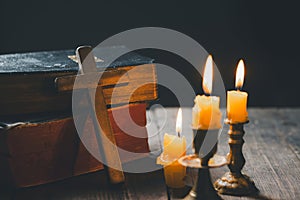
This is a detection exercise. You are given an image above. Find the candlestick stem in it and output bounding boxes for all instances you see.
[214,120,258,196]
[184,129,222,200]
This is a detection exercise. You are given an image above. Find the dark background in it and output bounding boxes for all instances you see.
[0,0,299,107]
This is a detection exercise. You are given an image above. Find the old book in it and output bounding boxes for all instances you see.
[0,46,157,121]
[0,103,149,187]
[0,46,157,187]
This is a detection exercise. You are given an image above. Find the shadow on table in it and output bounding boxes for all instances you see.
[0,168,167,200]
[246,193,272,200]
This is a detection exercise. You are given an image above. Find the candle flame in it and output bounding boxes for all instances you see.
[235,59,245,89]
[176,108,182,137]
[203,55,213,95]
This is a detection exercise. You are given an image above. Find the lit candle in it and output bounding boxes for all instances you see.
[192,55,222,130]
[163,108,186,159]
[157,108,187,188]
[227,59,248,123]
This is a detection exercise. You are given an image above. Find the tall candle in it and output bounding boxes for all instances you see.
[192,55,222,130]
[227,59,248,123]
[157,109,187,188]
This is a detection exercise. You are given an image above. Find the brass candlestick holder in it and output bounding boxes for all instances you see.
[214,119,258,196]
[179,129,227,200]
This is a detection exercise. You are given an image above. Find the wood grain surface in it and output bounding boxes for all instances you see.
[1,108,299,200]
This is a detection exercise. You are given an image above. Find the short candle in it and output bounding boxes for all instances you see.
[192,55,222,130]
[162,133,186,188]
[157,108,187,188]
[227,59,248,123]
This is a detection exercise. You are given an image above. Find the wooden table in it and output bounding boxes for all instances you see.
[1,108,300,200]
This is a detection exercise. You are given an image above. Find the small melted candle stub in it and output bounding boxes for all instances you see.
[157,134,187,188]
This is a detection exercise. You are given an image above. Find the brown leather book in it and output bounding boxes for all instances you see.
[0,103,149,187]
[0,46,157,121]
[0,47,157,187]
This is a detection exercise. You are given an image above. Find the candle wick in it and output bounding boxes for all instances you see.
[177,132,180,138]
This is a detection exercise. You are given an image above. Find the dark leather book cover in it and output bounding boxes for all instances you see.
[0,46,154,73]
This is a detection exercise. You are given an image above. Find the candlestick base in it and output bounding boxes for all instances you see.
[214,172,258,196]
[166,185,191,199]
[178,129,224,200]
[214,119,259,196]
[184,167,222,200]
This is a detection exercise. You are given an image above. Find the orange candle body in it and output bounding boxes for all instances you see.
[192,95,222,130]
[227,90,248,123]
[163,161,186,188]
[158,134,186,188]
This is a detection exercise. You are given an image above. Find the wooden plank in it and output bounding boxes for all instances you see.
[55,69,130,91]
[3,168,165,200]
[274,108,300,160]
[213,108,300,200]
[1,108,300,199]
[7,171,125,200]
[124,169,167,200]
[245,108,300,199]
[76,46,125,184]
[103,64,157,105]
[150,108,300,200]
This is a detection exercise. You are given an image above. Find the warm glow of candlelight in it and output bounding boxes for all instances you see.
[235,59,245,89]
[176,108,182,136]
[203,55,213,95]
[227,59,248,123]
